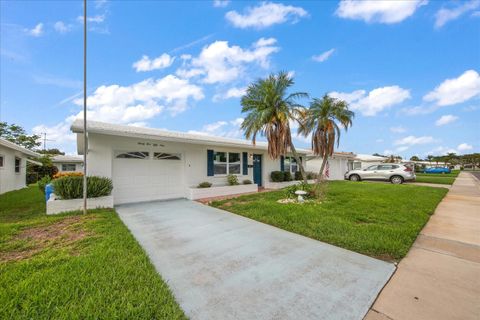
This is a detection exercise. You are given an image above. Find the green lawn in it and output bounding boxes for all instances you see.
[0,186,186,320]
[414,175,456,185]
[211,181,448,261]
[414,170,459,185]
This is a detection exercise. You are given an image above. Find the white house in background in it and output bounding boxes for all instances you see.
[306,152,356,180]
[71,120,309,205]
[52,155,83,173]
[0,138,41,194]
[352,154,388,169]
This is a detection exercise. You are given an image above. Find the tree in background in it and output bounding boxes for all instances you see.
[410,156,421,161]
[37,148,65,156]
[0,122,40,150]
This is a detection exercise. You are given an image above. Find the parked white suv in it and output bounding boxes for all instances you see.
[345,164,416,184]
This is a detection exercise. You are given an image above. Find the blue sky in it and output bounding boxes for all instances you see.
[1,0,479,157]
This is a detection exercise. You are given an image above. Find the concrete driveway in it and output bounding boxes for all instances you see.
[117,199,395,320]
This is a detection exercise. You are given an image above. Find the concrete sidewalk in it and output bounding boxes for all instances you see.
[365,172,480,320]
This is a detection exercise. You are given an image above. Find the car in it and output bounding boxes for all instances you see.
[423,167,451,174]
[345,164,416,184]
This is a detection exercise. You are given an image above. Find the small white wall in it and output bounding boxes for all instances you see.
[188,184,258,200]
[0,145,27,194]
[47,195,114,215]
[306,156,351,180]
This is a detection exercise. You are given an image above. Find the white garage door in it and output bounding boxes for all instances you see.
[113,151,185,204]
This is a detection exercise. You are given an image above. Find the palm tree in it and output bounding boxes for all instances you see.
[241,72,309,182]
[299,94,354,185]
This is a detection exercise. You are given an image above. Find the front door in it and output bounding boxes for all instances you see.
[253,154,262,186]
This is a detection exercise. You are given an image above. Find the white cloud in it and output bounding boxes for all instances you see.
[72,74,204,122]
[32,121,77,153]
[225,2,308,29]
[425,146,457,156]
[457,143,473,151]
[188,118,244,139]
[435,114,458,126]
[54,21,72,34]
[390,126,407,133]
[396,146,409,152]
[423,70,480,106]
[330,85,410,116]
[435,0,480,28]
[77,15,105,23]
[394,135,435,146]
[213,0,230,8]
[176,38,279,84]
[312,48,336,62]
[25,23,44,37]
[213,86,247,101]
[133,54,175,72]
[335,0,427,24]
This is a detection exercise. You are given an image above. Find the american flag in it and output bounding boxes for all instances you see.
[324,161,330,178]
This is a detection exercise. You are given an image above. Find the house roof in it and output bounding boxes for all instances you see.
[71,120,310,154]
[0,138,41,158]
[354,154,388,162]
[306,151,356,159]
[52,155,83,163]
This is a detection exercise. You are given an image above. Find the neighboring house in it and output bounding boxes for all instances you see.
[71,120,309,205]
[306,152,356,180]
[0,138,41,194]
[352,154,388,169]
[52,155,83,173]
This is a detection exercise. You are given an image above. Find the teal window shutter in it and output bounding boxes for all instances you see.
[280,156,285,171]
[207,150,214,176]
[242,152,248,175]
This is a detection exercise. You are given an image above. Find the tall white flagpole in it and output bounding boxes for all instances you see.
[82,0,88,214]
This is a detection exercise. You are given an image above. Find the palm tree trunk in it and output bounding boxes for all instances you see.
[289,145,308,184]
[317,154,329,181]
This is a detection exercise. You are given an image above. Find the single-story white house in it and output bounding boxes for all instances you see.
[0,138,41,194]
[352,154,388,169]
[71,120,309,205]
[306,152,356,180]
[52,155,83,173]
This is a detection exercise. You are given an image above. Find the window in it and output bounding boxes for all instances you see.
[15,157,21,173]
[154,152,181,160]
[228,152,241,174]
[62,164,76,171]
[115,151,149,159]
[0,155,3,168]
[213,151,241,175]
[353,162,362,169]
[283,156,298,173]
[366,165,379,171]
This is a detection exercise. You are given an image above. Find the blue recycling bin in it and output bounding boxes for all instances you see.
[45,183,54,202]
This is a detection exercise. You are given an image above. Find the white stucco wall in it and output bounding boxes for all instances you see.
[0,145,28,194]
[84,133,306,204]
[53,163,83,173]
[306,157,351,180]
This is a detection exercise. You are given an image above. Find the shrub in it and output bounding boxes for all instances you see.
[306,171,317,180]
[53,171,83,179]
[243,179,252,185]
[460,166,464,171]
[270,171,284,182]
[294,171,303,180]
[284,182,314,199]
[283,171,292,182]
[38,176,52,194]
[52,176,113,200]
[197,182,212,188]
[227,174,239,186]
